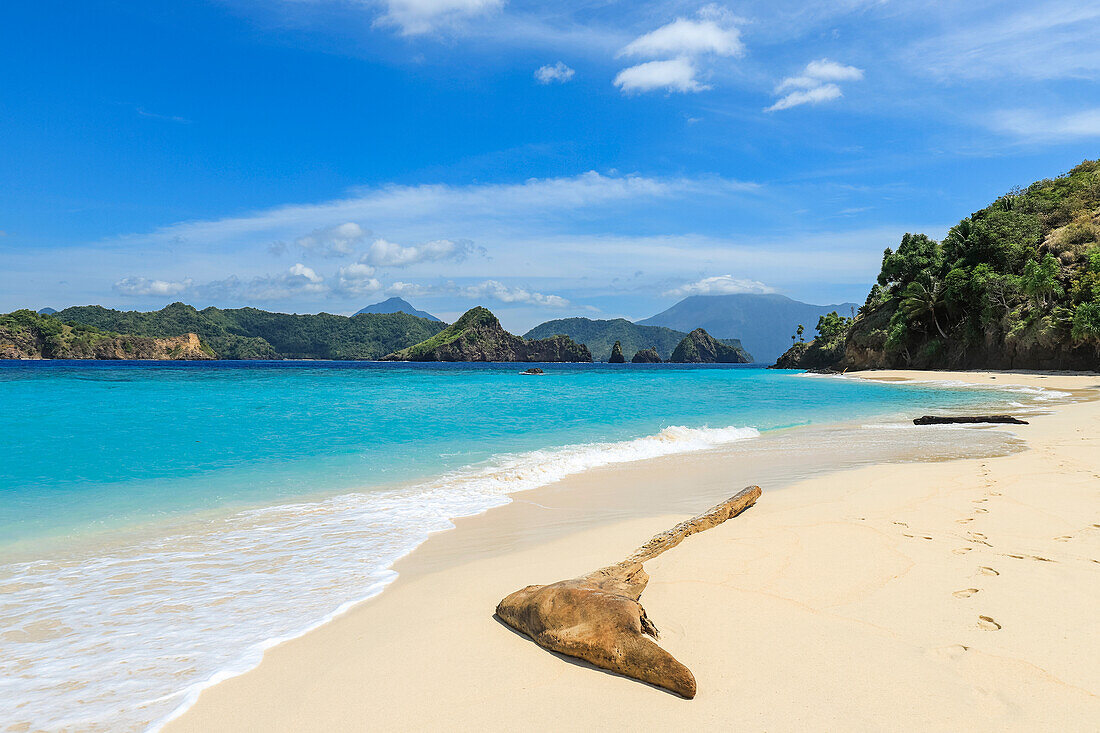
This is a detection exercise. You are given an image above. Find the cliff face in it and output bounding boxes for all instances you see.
[382,307,592,362]
[0,311,214,360]
[668,328,752,363]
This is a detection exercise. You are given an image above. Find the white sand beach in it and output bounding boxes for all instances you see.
[166,371,1100,732]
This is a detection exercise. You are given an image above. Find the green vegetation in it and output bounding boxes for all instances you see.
[384,306,591,362]
[668,328,752,363]
[773,311,852,369]
[0,309,213,359]
[854,160,1100,368]
[524,317,750,361]
[54,302,446,360]
[524,317,693,361]
[779,160,1100,370]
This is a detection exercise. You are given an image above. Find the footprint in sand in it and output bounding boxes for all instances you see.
[953,588,979,598]
[978,615,1001,631]
[974,508,989,514]
[956,518,974,524]
[894,521,909,528]
[932,644,969,660]
[953,547,973,555]
[979,566,999,576]
[973,498,989,504]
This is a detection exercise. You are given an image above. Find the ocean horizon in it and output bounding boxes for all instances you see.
[0,362,1057,730]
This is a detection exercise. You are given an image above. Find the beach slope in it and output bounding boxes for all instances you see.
[167,371,1100,732]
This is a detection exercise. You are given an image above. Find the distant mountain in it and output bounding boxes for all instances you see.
[37,307,57,315]
[355,297,441,322]
[639,294,859,363]
[383,307,591,362]
[54,302,445,360]
[524,317,740,361]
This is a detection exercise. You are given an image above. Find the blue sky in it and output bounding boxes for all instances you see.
[2,0,1098,331]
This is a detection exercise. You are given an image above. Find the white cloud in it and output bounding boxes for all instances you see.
[614,58,708,94]
[988,108,1100,142]
[663,275,776,297]
[113,276,193,296]
[619,18,743,59]
[459,280,569,308]
[376,0,503,35]
[335,263,382,295]
[387,281,433,297]
[131,172,752,249]
[534,62,575,84]
[195,264,328,301]
[295,222,368,258]
[767,58,862,112]
[362,238,475,267]
[907,2,1100,81]
[766,83,842,112]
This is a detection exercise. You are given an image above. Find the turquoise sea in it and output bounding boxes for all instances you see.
[0,362,1054,731]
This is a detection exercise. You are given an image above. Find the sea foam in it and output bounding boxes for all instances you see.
[0,423,757,733]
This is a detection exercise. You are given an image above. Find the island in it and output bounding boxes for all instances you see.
[381,306,592,362]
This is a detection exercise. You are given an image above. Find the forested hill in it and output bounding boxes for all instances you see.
[54,303,446,360]
[524,317,708,361]
[779,159,1100,371]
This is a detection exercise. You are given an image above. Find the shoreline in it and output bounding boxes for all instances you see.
[165,369,1100,731]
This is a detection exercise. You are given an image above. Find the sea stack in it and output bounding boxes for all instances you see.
[608,341,626,363]
[631,348,661,363]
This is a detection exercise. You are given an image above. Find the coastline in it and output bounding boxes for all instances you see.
[166,370,1100,731]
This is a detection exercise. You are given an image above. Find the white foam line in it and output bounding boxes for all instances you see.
[795,371,1072,401]
[151,575,395,732]
[144,423,760,732]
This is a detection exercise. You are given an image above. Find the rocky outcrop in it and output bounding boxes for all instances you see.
[631,347,662,363]
[496,486,762,699]
[608,341,626,363]
[668,328,751,363]
[913,415,1028,425]
[0,310,214,360]
[382,307,592,362]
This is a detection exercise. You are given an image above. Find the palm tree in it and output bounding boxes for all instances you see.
[900,278,947,338]
[796,324,804,342]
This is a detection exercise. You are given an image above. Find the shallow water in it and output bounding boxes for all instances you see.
[0,361,1045,731]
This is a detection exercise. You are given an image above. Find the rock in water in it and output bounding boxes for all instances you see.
[631,347,662,363]
[381,307,592,362]
[496,486,762,698]
[608,340,626,363]
[913,415,1028,425]
[521,367,544,375]
[669,328,751,363]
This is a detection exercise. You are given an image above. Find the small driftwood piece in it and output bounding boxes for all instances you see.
[913,415,1028,425]
[495,485,762,699]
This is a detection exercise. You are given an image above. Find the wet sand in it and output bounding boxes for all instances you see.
[166,371,1100,732]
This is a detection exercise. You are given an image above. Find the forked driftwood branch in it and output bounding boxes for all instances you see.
[495,485,762,699]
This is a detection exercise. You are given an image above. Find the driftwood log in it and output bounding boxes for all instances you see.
[913,415,1028,425]
[495,485,762,699]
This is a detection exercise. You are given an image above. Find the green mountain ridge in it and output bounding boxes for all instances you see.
[1,309,214,360]
[523,317,752,362]
[51,302,446,360]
